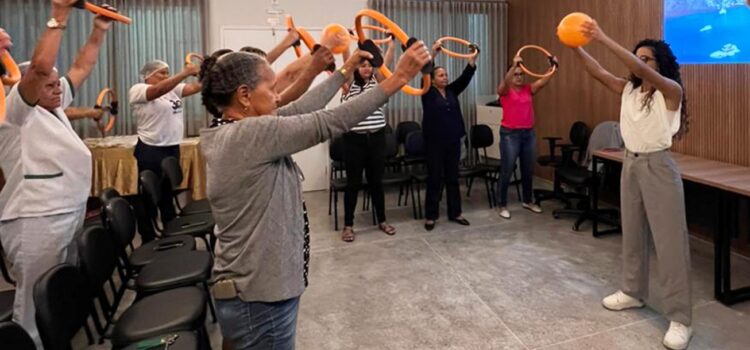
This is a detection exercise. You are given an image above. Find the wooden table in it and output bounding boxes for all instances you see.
[592,149,750,306]
[84,135,206,200]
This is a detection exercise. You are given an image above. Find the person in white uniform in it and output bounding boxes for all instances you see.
[129,58,201,241]
[573,20,692,350]
[0,1,117,347]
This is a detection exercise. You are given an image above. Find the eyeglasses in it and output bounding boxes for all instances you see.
[639,56,655,64]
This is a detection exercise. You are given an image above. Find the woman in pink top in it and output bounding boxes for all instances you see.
[495,55,557,219]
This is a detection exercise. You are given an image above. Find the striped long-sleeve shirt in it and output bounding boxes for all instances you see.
[341,76,386,132]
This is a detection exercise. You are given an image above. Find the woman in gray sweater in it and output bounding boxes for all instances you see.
[200,44,431,350]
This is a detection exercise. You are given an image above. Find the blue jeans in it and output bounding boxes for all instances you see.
[216,296,300,350]
[498,127,536,207]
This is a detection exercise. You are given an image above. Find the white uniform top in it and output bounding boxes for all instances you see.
[129,83,186,146]
[0,123,21,217]
[620,81,682,153]
[2,77,92,221]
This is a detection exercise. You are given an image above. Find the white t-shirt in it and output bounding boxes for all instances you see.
[129,83,186,146]
[620,81,681,153]
[1,77,92,221]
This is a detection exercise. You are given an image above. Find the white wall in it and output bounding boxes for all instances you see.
[208,0,368,52]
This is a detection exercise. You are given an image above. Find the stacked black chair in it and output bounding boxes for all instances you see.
[161,157,212,216]
[395,121,424,166]
[405,131,428,219]
[534,121,590,207]
[34,263,207,350]
[381,132,418,221]
[139,170,215,252]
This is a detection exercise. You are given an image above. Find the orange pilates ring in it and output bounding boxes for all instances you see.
[74,1,132,24]
[355,9,430,96]
[1,50,21,86]
[514,45,558,78]
[285,15,316,58]
[436,36,478,59]
[185,53,204,66]
[349,25,391,45]
[94,88,118,136]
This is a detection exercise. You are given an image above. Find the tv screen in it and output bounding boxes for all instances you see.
[664,0,750,64]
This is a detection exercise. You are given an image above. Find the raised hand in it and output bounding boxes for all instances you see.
[310,45,335,73]
[580,19,606,41]
[393,40,432,83]
[93,4,118,30]
[341,49,374,73]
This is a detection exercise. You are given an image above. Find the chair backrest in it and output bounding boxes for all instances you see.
[161,156,183,191]
[583,121,623,168]
[76,226,117,297]
[139,170,162,207]
[98,187,121,228]
[384,132,399,159]
[569,121,590,148]
[99,187,120,205]
[0,321,36,350]
[33,264,92,350]
[105,197,136,255]
[404,131,425,156]
[396,121,421,145]
[470,124,494,149]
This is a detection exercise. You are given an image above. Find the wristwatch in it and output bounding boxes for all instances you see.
[47,18,67,30]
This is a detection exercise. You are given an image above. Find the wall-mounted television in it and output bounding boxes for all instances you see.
[664,0,750,64]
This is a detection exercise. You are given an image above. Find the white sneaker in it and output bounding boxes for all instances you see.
[663,321,693,350]
[498,207,511,219]
[522,202,543,213]
[602,291,644,311]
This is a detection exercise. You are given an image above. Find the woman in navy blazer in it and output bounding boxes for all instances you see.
[421,42,477,231]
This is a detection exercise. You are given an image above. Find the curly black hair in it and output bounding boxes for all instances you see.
[629,39,689,140]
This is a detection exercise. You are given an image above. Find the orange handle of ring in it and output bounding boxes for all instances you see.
[94,88,118,136]
[1,50,21,86]
[514,45,557,79]
[185,53,204,66]
[0,88,6,123]
[350,25,391,45]
[83,2,132,24]
[436,36,478,59]
[286,15,317,58]
[355,9,430,96]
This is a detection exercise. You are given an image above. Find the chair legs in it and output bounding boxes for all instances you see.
[202,282,217,323]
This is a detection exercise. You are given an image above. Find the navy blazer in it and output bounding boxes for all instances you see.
[420,64,477,144]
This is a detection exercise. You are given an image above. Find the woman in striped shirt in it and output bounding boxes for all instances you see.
[339,38,396,242]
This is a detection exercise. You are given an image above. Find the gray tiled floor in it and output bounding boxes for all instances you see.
[3,180,750,349]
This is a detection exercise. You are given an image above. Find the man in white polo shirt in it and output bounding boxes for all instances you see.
[0,1,118,346]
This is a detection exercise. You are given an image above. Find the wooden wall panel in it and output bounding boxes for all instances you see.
[506,0,750,178]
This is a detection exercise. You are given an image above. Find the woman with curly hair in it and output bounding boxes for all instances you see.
[574,20,691,350]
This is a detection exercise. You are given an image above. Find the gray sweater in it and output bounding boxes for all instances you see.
[200,71,389,302]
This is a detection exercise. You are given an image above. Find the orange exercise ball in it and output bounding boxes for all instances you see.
[557,12,593,48]
[322,23,351,54]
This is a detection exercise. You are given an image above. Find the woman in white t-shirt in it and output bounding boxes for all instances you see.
[573,20,692,350]
[129,59,201,239]
[0,2,116,347]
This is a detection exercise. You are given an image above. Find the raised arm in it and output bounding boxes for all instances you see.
[145,64,199,101]
[181,81,202,97]
[274,54,313,93]
[374,38,396,82]
[447,62,477,96]
[530,56,558,95]
[278,50,373,116]
[249,42,431,161]
[18,0,76,104]
[64,107,103,121]
[266,30,301,64]
[277,46,335,107]
[497,56,522,96]
[66,5,116,90]
[581,20,681,107]
[572,47,627,95]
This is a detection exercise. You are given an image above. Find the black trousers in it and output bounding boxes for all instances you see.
[343,129,386,227]
[425,138,462,221]
[133,138,180,242]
